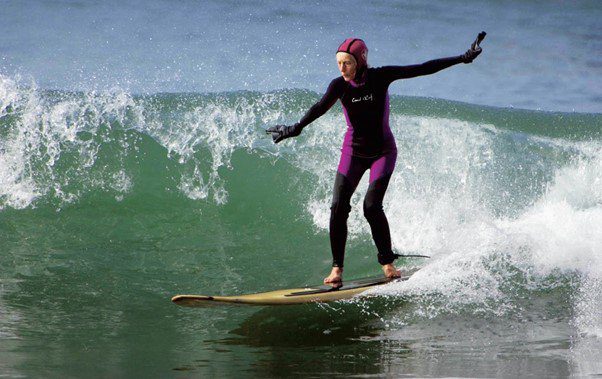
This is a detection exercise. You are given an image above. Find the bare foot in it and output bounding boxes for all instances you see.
[382,263,401,279]
[324,267,343,287]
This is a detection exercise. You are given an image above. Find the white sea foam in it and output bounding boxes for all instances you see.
[356,126,599,336]
[0,74,142,209]
[0,75,43,209]
[289,108,602,338]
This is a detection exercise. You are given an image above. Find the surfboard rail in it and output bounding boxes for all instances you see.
[172,269,418,307]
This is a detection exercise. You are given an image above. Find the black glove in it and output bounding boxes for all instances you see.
[266,124,302,144]
[461,31,486,63]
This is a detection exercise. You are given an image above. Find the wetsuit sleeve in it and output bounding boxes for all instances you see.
[378,56,464,84]
[296,78,344,129]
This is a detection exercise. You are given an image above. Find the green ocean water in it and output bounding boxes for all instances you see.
[1,75,602,377]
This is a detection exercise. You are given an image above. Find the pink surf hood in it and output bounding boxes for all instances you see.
[337,38,369,70]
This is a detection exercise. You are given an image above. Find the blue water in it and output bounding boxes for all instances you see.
[1,1,601,378]
[1,0,601,112]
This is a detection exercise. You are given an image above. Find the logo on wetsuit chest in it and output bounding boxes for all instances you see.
[351,93,374,103]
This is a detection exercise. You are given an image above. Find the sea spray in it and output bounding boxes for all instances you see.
[0,74,144,209]
[0,75,310,208]
[369,141,601,337]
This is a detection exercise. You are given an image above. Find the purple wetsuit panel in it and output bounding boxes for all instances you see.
[337,149,397,185]
[369,151,397,182]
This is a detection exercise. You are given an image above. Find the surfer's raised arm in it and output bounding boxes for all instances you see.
[378,31,486,82]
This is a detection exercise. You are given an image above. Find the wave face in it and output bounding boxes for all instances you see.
[1,73,601,376]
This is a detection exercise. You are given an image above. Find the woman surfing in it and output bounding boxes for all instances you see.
[267,33,486,287]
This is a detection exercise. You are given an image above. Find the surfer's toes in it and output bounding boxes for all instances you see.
[384,273,400,279]
[382,265,401,279]
[323,275,343,287]
[324,279,343,288]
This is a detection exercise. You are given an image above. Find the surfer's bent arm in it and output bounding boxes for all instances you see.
[296,78,343,128]
[267,78,343,143]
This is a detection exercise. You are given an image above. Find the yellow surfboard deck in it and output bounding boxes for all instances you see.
[172,269,417,306]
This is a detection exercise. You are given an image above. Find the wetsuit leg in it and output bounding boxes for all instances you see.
[364,150,397,265]
[330,153,369,267]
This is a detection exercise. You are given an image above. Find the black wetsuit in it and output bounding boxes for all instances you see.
[296,55,466,267]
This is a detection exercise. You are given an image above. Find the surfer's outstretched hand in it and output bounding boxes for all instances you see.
[461,31,486,63]
[266,124,302,143]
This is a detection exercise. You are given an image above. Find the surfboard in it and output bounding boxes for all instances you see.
[172,268,418,307]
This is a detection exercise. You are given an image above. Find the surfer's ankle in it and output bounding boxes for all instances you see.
[328,267,343,277]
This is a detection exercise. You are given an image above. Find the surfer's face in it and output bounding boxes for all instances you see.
[337,52,357,81]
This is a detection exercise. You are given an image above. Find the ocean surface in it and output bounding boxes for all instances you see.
[1,1,601,378]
